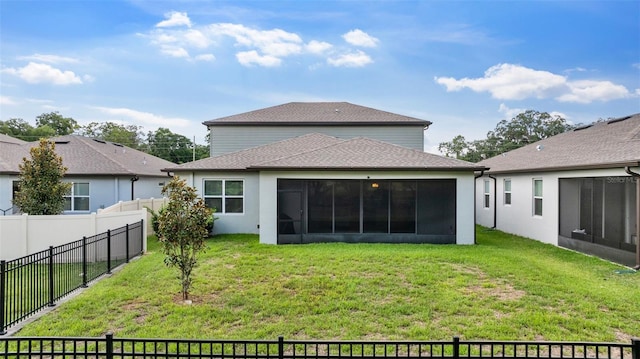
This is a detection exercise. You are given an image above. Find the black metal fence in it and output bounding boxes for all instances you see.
[0,221,144,335]
[0,334,637,358]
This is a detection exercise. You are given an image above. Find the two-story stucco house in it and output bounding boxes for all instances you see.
[0,135,175,214]
[475,114,639,268]
[164,102,486,245]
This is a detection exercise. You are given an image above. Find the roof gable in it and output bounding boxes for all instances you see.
[479,114,640,173]
[203,102,431,127]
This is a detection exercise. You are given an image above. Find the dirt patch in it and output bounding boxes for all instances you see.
[454,265,526,301]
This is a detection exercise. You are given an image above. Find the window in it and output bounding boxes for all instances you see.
[64,182,90,211]
[504,179,512,205]
[483,180,490,208]
[533,179,543,216]
[204,179,244,213]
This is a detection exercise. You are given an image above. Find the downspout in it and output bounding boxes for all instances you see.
[130,175,139,201]
[624,166,640,270]
[474,169,487,245]
[488,175,497,229]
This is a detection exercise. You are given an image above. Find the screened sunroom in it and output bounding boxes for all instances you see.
[277,178,457,244]
[559,176,637,262]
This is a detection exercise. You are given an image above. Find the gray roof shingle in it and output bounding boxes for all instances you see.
[479,114,640,174]
[165,133,484,172]
[0,135,175,176]
[203,102,431,127]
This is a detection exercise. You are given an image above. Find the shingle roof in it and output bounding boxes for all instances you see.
[0,133,27,145]
[479,114,640,174]
[0,135,175,176]
[203,102,431,127]
[165,133,484,172]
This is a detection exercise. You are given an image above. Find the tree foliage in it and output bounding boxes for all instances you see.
[2,112,210,163]
[438,110,575,162]
[156,176,213,301]
[13,139,72,215]
[146,127,209,164]
[78,121,144,148]
[35,111,79,136]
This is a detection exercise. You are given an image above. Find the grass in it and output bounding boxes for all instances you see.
[14,227,640,342]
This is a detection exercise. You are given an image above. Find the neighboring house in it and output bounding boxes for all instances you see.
[475,114,640,268]
[0,135,175,214]
[165,102,486,245]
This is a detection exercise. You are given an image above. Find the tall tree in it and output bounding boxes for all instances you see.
[35,111,78,136]
[79,121,143,148]
[13,139,72,215]
[0,118,55,141]
[438,110,575,162]
[156,176,213,301]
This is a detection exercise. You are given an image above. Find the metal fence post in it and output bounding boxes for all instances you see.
[106,332,114,359]
[0,260,6,335]
[452,336,460,359]
[48,246,55,307]
[632,338,639,359]
[140,219,144,255]
[278,336,284,359]
[82,237,88,288]
[125,224,130,263]
[107,230,112,274]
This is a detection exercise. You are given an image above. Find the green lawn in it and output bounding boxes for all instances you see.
[14,227,640,342]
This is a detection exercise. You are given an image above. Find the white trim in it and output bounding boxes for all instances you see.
[202,178,245,214]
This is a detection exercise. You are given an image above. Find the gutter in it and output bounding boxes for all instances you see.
[473,169,487,245]
[488,175,497,229]
[624,166,640,270]
[130,175,139,201]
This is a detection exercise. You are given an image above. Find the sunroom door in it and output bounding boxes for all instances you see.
[277,180,304,244]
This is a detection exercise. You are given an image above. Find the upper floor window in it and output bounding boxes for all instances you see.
[204,179,244,214]
[533,179,543,216]
[504,179,512,205]
[483,180,490,208]
[64,182,90,211]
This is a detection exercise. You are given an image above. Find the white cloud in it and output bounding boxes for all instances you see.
[18,54,79,64]
[342,29,379,48]
[236,50,281,67]
[558,80,633,103]
[2,62,84,85]
[328,50,373,67]
[306,40,333,54]
[0,96,17,105]
[184,29,211,48]
[92,106,191,128]
[147,13,376,68]
[159,45,190,58]
[195,54,215,62]
[156,11,191,28]
[435,63,634,103]
[209,23,302,56]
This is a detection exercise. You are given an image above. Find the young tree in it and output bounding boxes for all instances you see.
[156,176,213,301]
[13,139,72,214]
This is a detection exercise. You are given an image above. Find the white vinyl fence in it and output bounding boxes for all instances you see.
[0,209,147,260]
[98,197,168,236]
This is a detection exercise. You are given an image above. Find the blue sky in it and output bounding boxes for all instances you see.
[1,0,639,153]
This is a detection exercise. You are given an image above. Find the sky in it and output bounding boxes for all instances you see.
[1,0,639,153]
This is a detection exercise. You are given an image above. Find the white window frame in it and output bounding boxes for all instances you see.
[64,182,90,212]
[483,180,490,208]
[533,178,543,216]
[504,179,512,205]
[203,179,244,214]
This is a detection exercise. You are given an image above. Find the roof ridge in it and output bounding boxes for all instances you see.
[252,133,347,166]
[348,136,477,165]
